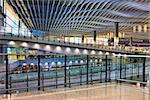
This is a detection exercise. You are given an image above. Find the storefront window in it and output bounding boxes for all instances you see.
[65,37,82,44]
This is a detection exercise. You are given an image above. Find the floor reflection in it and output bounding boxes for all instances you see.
[0,83,148,100]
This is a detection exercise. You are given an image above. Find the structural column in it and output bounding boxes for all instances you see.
[148,59,150,100]
[114,22,119,49]
[130,37,133,46]
[94,31,96,43]
[0,44,6,64]
[82,35,84,44]
[18,20,21,36]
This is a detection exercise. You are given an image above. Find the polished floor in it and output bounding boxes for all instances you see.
[0,83,149,100]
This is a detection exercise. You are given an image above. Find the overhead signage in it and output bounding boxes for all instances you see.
[108,38,150,46]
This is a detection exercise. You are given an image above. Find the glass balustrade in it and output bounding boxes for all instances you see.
[0,54,149,94]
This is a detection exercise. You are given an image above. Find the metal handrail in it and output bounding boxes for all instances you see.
[0,34,134,53]
[0,80,100,93]
[116,79,147,85]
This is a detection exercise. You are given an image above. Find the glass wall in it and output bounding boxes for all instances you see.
[0,0,3,7]
[0,1,31,36]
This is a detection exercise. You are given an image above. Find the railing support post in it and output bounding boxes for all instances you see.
[37,55,41,90]
[86,55,89,84]
[27,73,29,92]
[64,55,67,87]
[5,55,9,94]
[120,56,122,79]
[143,57,146,82]
[105,55,108,82]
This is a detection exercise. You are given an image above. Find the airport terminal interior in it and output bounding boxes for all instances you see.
[0,0,149,100]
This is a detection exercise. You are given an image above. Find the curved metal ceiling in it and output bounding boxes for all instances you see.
[6,0,149,34]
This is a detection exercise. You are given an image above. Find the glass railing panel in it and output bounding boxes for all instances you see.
[0,54,149,95]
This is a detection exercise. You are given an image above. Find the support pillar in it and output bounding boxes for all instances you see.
[94,31,96,43]
[148,61,150,100]
[130,37,133,46]
[114,22,119,49]
[82,35,84,44]
[18,20,21,36]
[0,44,6,64]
